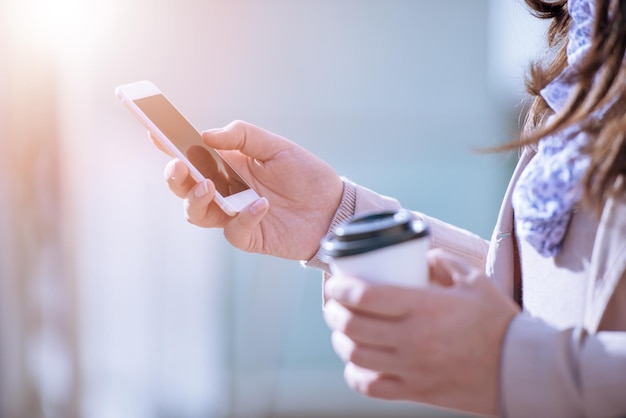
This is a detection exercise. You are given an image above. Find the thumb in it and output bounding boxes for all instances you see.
[222,197,270,251]
[202,120,294,162]
[428,248,476,287]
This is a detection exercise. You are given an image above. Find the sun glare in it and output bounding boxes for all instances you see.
[6,0,111,54]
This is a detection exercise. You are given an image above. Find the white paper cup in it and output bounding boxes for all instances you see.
[320,210,430,288]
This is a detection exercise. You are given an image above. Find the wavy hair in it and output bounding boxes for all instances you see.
[517,0,626,210]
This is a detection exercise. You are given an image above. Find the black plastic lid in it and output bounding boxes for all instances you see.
[320,209,429,258]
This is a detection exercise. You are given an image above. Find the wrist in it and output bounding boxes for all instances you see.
[303,178,357,271]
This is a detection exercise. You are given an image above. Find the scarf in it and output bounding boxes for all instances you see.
[512,0,595,257]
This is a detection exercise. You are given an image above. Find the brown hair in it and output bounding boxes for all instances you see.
[516,0,626,210]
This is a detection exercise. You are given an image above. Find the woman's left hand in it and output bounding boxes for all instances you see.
[322,248,520,417]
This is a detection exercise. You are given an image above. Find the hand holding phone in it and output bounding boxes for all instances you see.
[116,80,259,216]
[118,83,344,260]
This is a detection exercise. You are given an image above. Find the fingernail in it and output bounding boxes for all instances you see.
[194,180,209,198]
[165,162,176,180]
[249,197,268,215]
[325,279,337,298]
[202,128,224,137]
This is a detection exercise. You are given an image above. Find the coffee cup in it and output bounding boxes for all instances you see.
[320,209,430,287]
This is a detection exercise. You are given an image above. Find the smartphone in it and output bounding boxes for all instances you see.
[116,80,259,216]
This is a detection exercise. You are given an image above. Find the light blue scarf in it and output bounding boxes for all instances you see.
[512,0,595,257]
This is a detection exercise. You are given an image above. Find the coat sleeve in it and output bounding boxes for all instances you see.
[501,313,626,418]
[352,179,490,270]
[305,178,490,272]
[419,214,490,271]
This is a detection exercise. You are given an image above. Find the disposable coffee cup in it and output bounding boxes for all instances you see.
[320,209,430,287]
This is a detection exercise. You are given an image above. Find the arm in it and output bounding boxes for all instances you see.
[421,214,490,272]
[306,179,490,272]
[165,120,488,268]
[501,315,626,418]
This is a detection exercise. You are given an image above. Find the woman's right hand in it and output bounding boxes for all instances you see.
[165,120,344,261]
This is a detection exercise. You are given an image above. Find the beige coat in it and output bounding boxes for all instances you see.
[318,150,626,417]
[487,150,626,418]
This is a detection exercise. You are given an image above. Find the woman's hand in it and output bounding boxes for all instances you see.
[165,120,344,261]
[322,249,520,416]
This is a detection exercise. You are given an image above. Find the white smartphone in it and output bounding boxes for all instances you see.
[116,80,259,216]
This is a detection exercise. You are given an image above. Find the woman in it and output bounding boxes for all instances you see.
[164,0,626,416]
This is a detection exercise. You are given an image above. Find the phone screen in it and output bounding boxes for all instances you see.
[133,94,249,197]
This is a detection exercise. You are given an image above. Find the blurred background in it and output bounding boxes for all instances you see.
[0,0,546,417]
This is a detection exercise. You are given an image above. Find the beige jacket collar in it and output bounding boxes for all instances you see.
[486,150,626,332]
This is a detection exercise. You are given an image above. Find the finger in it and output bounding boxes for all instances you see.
[330,331,399,372]
[184,180,230,227]
[343,362,404,400]
[427,249,455,287]
[165,159,196,198]
[323,300,398,348]
[427,248,477,286]
[202,120,293,162]
[325,276,414,318]
[149,132,174,157]
[331,331,356,363]
[222,197,270,251]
